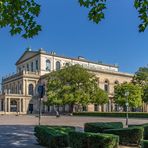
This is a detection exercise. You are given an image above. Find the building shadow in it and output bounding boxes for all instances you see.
[0,125,44,148]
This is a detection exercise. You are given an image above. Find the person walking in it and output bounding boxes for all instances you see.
[56,110,60,118]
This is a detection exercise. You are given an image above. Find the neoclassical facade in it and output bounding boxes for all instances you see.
[0,48,146,114]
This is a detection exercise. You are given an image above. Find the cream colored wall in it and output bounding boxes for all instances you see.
[39,54,119,76]
[93,71,133,94]
[3,79,23,94]
[1,50,135,113]
[16,55,40,73]
[23,78,39,96]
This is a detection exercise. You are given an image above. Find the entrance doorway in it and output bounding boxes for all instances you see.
[29,104,33,114]
[10,100,17,112]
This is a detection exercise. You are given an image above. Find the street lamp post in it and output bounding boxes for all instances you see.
[38,84,45,125]
[125,91,129,126]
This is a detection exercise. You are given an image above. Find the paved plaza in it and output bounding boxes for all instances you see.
[0,115,147,147]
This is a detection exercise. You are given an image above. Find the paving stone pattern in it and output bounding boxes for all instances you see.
[0,115,147,147]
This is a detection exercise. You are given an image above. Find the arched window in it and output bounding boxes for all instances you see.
[114,80,119,85]
[104,80,109,93]
[56,61,61,71]
[28,84,34,96]
[65,63,70,67]
[123,81,127,84]
[46,60,51,71]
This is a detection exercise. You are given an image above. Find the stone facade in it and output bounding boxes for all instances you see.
[0,48,147,114]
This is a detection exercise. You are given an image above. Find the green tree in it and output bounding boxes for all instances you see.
[114,83,143,108]
[79,0,148,32]
[46,64,108,112]
[133,66,148,103]
[91,87,108,105]
[133,66,148,85]
[0,0,148,38]
[0,0,41,38]
[143,85,148,103]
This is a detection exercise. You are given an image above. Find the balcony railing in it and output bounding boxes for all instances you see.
[2,70,40,82]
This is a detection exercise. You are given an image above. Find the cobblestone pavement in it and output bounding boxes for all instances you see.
[0,114,147,147]
[0,114,147,127]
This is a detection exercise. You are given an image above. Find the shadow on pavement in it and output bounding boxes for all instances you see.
[0,125,44,148]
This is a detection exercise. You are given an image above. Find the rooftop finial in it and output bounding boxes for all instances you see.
[26,46,32,51]
[38,48,46,53]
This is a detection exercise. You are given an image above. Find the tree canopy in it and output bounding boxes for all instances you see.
[143,85,148,103]
[133,66,148,85]
[79,0,148,32]
[0,0,41,38]
[133,66,148,103]
[114,83,143,108]
[46,65,108,112]
[0,0,148,38]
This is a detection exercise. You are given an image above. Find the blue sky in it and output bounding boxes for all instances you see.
[0,0,147,79]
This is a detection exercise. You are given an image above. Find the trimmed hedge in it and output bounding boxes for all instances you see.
[104,127,144,146]
[69,131,119,148]
[73,112,148,118]
[129,123,148,140]
[84,122,123,133]
[34,125,75,148]
[141,140,148,148]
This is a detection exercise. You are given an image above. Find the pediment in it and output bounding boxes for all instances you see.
[16,50,39,65]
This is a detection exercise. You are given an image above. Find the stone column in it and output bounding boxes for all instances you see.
[23,79,27,95]
[8,98,10,112]
[146,103,148,112]
[4,98,7,113]
[108,100,112,112]
[103,104,107,112]
[87,104,94,112]
[98,105,102,112]
[22,99,25,113]
[0,100,1,111]
[19,98,21,113]
[112,103,115,112]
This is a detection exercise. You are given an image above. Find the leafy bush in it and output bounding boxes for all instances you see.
[129,123,148,140]
[84,122,123,133]
[104,127,144,146]
[73,112,148,118]
[69,131,119,148]
[34,125,75,148]
[141,140,148,148]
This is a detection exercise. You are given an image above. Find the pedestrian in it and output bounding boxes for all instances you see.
[56,110,60,118]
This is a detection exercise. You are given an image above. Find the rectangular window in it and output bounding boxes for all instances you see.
[94,104,99,111]
[36,60,39,70]
[31,62,33,72]
[27,64,29,71]
[104,85,109,92]
[18,67,21,73]
[82,106,87,112]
